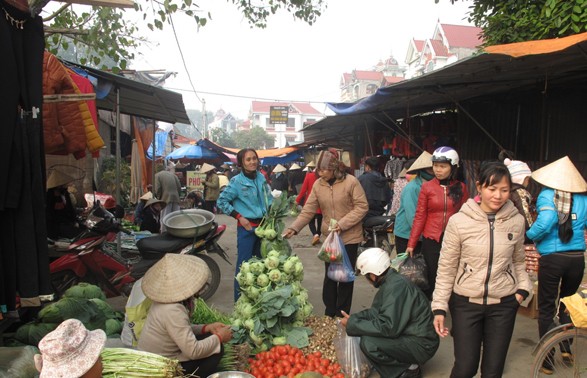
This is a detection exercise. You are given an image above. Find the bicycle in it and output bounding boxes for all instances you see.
[531,291,587,377]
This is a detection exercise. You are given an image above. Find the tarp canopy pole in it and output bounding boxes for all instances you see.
[371,113,423,153]
[115,87,121,255]
[365,121,373,156]
[453,101,505,152]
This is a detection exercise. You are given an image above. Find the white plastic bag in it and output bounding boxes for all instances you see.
[333,321,372,378]
[120,278,152,347]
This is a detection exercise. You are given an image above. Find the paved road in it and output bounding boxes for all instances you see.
[204,214,554,377]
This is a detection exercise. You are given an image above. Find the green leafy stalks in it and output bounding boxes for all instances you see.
[255,191,297,258]
[232,253,313,353]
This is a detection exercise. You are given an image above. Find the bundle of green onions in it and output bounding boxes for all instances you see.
[101,348,185,377]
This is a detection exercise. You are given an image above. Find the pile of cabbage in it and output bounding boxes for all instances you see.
[231,251,313,352]
[14,283,123,346]
[256,190,296,258]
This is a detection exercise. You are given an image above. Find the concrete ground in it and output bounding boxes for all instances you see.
[111,213,586,377]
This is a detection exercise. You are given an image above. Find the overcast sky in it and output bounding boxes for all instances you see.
[132,0,475,120]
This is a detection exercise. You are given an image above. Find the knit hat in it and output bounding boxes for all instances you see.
[406,151,433,174]
[531,156,587,193]
[272,164,286,173]
[142,254,210,303]
[316,149,340,171]
[289,163,301,170]
[47,170,76,189]
[504,158,532,185]
[34,319,106,378]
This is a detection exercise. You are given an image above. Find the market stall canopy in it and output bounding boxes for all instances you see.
[65,61,190,124]
[303,32,587,147]
[196,138,301,158]
[165,144,229,161]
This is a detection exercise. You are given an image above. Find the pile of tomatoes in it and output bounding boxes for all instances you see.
[245,345,345,378]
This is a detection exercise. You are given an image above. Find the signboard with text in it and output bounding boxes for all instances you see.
[270,106,289,124]
[186,171,206,191]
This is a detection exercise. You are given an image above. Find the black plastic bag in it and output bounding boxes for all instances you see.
[398,254,429,290]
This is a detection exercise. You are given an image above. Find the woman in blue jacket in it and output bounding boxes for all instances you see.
[217,148,272,301]
[526,156,587,375]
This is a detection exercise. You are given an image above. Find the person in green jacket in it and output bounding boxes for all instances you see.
[341,248,439,378]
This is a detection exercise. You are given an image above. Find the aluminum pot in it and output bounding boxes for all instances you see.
[162,209,215,238]
[206,372,255,378]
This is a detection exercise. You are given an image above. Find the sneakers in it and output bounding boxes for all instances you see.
[311,235,321,246]
[399,366,421,378]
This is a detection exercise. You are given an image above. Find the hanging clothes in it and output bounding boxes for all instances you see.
[0,0,52,310]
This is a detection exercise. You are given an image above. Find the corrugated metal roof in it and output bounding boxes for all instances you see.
[66,62,190,124]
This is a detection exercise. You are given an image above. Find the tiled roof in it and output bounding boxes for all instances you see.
[354,70,384,81]
[251,101,322,115]
[341,72,353,85]
[413,39,425,52]
[441,24,483,48]
[429,39,449,57]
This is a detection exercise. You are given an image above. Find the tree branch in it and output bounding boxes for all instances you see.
[43,3,71,22]
[44,27,90,35]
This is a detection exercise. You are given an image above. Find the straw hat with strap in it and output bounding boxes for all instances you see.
[272,164,286,173]
[142,254,210,303]
[198,163,216,174]
[406,151,433,174]
[47,170,76,189]
[289,163,301,170]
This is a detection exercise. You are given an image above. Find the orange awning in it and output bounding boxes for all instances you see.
[485,32,587,57]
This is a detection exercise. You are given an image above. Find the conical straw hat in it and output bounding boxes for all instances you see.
[306,160,316,168]
[398,167,407,178]
[47,170,76,189]
[139,191,153,201]
[289,163,301,170]
[272,164,286,173]
[198,163,216,174]
[406,151,433,174]
[142,254,210,303]
[531,156,587,193]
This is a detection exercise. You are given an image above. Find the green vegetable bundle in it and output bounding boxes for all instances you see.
[232,252,313,352]
[101,348,184,377]
[255,191,296,258]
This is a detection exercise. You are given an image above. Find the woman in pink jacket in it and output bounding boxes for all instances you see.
[284,149,368,317]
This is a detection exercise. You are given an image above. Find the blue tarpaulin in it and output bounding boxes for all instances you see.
[261,150,303,166]
[146,129,170,159]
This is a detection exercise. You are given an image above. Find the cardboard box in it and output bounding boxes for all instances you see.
[518,280,539,319]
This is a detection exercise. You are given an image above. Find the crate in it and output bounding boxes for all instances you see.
[518,280,539,319]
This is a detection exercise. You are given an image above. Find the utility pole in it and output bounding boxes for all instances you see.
[202,98,207,139]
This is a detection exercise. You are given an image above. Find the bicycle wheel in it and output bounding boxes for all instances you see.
[531,327,587,377]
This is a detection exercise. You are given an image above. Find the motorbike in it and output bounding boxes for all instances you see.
[360,214,396,257]
[49,207,229,301]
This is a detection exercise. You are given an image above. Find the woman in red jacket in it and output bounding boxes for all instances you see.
[406,147,468,299]
[296,163,322,245]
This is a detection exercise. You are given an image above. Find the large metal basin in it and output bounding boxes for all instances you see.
[162,209,215,238]
[206,372,255,378]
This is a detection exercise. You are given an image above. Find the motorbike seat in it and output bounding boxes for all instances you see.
[363,215,395,229]
[136,233,193,259]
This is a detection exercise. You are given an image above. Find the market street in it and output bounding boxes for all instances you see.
[196,213,563,378]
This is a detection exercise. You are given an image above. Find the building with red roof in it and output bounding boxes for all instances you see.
[249,101,324,148]
[405,21,483,78]
[340,57,405,102]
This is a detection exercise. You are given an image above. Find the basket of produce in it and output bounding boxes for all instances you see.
[162,209,214,238]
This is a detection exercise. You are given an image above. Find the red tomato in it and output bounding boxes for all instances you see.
[313,351,322,359]
[320,358,330,367]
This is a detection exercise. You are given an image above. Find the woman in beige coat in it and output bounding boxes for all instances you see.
[284,149,368,317]
[432,161,532,378]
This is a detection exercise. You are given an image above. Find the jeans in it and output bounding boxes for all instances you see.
[323,243,358,317]
[421,237,442,299]
[449,293,519,378]
[234,226,262,301]
[308,214,323,236]
[537,252,585,338]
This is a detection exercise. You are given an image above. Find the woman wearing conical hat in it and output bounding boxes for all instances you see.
[46,170,81,239]
[526,156,587,374]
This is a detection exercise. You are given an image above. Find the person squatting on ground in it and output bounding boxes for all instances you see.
[393,151,434,256]
[341,248,439,378]
[137,254,232,377]
[154,165,182,233]
[406,146,469,299]
[358,156,392,219]
[283,149,368,318]
[139,198,166,234]
[296,161,323,246]
[432,161,532,378]
[217,148,272,301]
[34,318,106,378]
[525,156,587,375]
[200,163,220,213]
